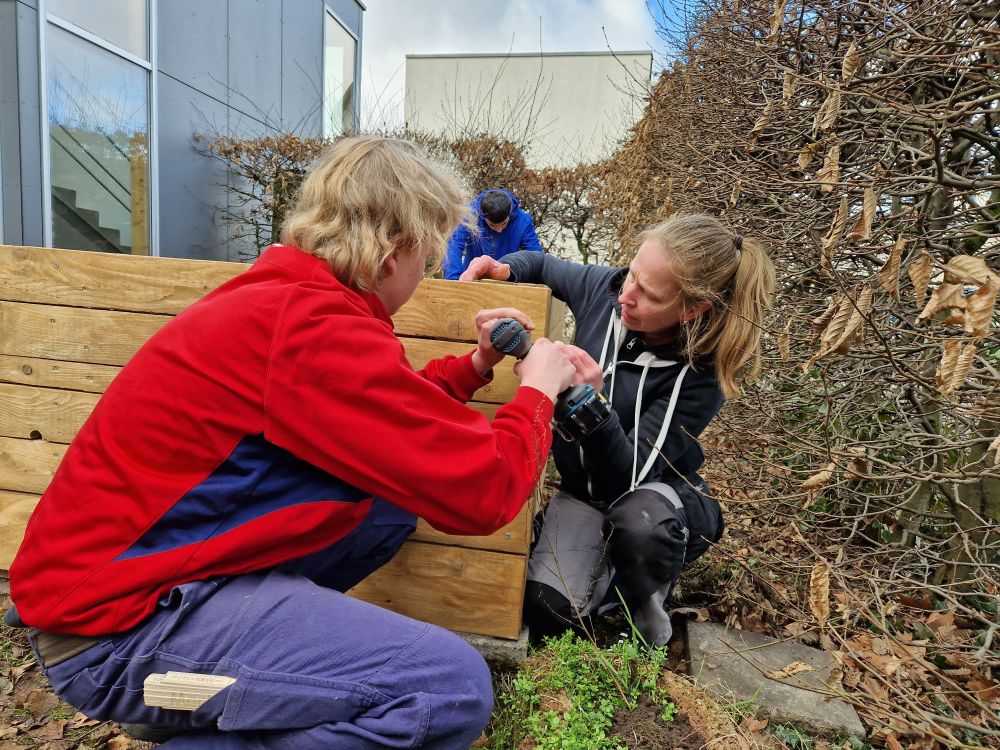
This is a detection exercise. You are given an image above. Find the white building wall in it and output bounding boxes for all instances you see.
[405,51,652,168]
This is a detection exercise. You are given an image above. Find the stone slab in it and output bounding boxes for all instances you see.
[686,621,865,738]
[459,627,529,669]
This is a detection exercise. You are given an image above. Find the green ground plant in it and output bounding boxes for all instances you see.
[486,631,677,750]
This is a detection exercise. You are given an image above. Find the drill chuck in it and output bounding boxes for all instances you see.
[489,318,611,442]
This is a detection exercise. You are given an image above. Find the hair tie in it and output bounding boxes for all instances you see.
[733,234,744,259]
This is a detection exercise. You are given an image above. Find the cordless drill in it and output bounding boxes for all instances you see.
[490,318,612,442]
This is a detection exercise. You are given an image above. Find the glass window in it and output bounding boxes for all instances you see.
[324,12,357,138]
[48,0,148,59]
[47,25,149,254]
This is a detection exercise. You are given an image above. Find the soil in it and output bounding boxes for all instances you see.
[610,698,705,750]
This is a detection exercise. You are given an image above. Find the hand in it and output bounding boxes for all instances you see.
[470,308,536,376]
[565,345,605,392]
[459,256,512,282]
[514,339,576,402]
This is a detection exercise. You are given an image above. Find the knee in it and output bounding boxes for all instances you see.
[417,626,493,736]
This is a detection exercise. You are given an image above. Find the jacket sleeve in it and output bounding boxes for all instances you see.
[504,251,615,321]
[416,350,490,403]
[518,217,543,252]
[443,226,469,280]
[264,293,554,536]
[577,374,724,502]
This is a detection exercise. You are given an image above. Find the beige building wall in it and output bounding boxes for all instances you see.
[405,51,652,168]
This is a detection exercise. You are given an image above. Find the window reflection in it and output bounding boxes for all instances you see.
[48,25,149,254]
[48,0,147,59]
[324,13,356,137]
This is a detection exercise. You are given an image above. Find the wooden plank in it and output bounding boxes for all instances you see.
[0,437,66,495]
[0,245,245,313]
[0,301,169,366]
[0,384,100,444]
[349,540,526,639]
[0,491,40,571]
[0,354,120,393]
[393,278,556,342]
[411,495,533,554]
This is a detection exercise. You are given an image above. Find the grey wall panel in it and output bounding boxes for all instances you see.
[227,0,282,127]
[325,0,361,35]
[156,76,230,261]
[157,0,228,105]
[15,0,42,246]
[14,0,37,9]
[1,1,23,242]
[280,0,323,135]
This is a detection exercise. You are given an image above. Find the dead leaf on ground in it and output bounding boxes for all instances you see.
[23,689,59,716]
[809,559,831,625]
[29,719,66,742]
[106,734,133,750]
[767,661,815,680]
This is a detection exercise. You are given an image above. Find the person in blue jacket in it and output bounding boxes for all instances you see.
[443,188,543,279]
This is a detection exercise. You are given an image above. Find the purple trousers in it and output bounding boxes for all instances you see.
[34,500,493,749]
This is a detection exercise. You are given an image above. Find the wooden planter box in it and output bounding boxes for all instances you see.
[0,245,565,639]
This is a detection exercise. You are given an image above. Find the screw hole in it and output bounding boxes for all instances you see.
[29,430,43,440]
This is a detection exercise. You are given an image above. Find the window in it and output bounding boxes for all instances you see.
[44,2,151,255]
[323,10,357,138]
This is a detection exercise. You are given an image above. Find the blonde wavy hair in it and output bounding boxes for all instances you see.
[281,136,470,291]
[639,214,776,399]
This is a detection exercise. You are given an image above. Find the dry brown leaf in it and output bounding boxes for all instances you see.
[820,197,849,275]
[876,237,905,300]
[809,559,831,625]
[782,70,798,102]
[917,283,966,326]
[107,735,132,750]
[778,319,791,360]
[908,251,934,308]
[23,689,59,716]
[747,101,775,153]
[989,435,1000,464]
[845,446,871,480]
[842,41,861,84]
[944,255,1000,286]
[950,343,977,393]
[730,179,742,206]
[847,187,877,241]
[965,278,997,338]
[819,294,854,351]
[829,285,873,353]
[936,340,959,394]
[817,89,842,131]
[817,141,841,192]
[801,462,836,490]
[767,661,815,680]
[885,733,905,750]
[811,295,840,342]
[798,142,822,171]
[769,0,788,39]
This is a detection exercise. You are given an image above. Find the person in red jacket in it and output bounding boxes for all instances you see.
[8,136,579,749]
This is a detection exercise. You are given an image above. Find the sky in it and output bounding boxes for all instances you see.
[358,0,674,131]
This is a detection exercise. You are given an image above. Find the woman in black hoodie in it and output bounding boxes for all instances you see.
[460,214,775,646]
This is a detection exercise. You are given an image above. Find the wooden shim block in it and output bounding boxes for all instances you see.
[349,540,526,639]
[393,279,555,342]
[412,498,532,554]
[0,490,40,571]
[0,301,169,366]
[0,245,245,314]
[0,354,120,393]
[0,384,99,444]
[0,437,66,495]
[402,338,519,404]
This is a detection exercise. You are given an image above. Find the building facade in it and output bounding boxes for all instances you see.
[0,0,364,261]
[405,51,652,169]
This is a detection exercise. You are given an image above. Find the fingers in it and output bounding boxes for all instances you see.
[459,256,511,282]
[474,308,536,331]
[563,344,604,391]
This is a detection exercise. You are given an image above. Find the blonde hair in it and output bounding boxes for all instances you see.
[639,214,775,399]
[281,136,470,291]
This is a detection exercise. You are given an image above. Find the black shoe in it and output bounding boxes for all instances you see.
[121,723,185,743]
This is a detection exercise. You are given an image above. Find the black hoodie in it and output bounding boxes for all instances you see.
[505,252,725,527]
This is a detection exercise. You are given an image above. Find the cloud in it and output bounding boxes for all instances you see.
[360,0,659,130]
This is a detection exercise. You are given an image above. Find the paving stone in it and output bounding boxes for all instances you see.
[686,621,865,738]
[459,627,529,669]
